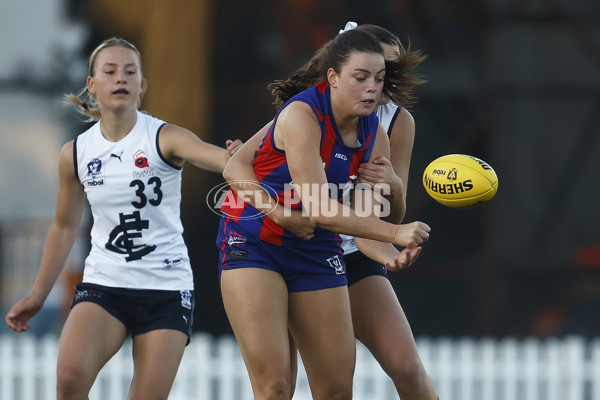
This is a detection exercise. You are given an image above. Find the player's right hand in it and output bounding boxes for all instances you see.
[392,221,431,248]
[5,296,44,333]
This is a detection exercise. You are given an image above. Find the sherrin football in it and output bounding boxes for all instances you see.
[422,154,498,208]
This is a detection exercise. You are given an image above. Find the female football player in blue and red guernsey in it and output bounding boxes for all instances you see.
[216,28,431,400]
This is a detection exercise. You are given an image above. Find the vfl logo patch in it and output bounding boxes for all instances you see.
[326,255,345,275]
[87,158,103,177]
[180,290,192,309]
[86,158,105,187]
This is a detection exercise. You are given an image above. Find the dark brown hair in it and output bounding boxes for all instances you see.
[268,25,426,110]
[356,24,427,109]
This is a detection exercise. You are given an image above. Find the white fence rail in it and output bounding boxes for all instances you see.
[1,334,599,400]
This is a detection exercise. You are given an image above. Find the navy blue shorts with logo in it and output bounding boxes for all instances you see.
[344,250,388,286]
[71,282,194,344]
[217,220,348,292]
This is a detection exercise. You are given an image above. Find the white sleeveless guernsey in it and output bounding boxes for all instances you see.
[340,102,400,255]
[74,111,193,290]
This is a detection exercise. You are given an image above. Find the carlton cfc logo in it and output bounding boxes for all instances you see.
[133,150,149,168]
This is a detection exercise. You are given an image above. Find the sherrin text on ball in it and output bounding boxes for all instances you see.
[422,154,498,208]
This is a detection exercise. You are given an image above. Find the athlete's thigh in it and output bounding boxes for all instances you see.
[288,287,355,388]
[57,302,127,379]
[220,268,291,371]
[349,275,420,359]
[128,329,188,400]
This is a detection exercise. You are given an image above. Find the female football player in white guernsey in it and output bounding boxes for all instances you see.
[339,23,439,400]
[4,37,241,400]
[225,23,438,400]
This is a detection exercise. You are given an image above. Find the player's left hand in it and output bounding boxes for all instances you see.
[384,246,422,271]
[226,139,243,156]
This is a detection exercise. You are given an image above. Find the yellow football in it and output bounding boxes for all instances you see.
[422,154,498,208]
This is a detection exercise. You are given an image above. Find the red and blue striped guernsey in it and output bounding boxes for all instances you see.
[219,80,379,248]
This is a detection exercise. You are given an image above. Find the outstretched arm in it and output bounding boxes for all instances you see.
[158,124,242,173]
[279,102,429,248]
[5,141,85,332]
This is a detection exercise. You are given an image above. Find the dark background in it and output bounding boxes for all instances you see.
[64,0,600,339]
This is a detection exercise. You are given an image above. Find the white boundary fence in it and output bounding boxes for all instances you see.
[1,334,600,400]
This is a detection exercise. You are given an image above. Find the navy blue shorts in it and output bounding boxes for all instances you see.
[344,250,388,286]
[71,282,194,344]
[217,220,348,292]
